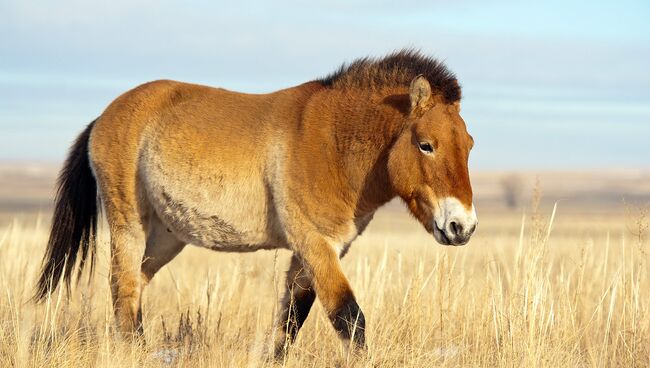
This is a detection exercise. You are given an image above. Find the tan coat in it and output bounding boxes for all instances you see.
[36,50,478,359]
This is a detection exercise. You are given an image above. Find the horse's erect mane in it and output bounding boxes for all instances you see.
[317,49,461,103]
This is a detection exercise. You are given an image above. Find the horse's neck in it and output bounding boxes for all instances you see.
[324,90,407,215]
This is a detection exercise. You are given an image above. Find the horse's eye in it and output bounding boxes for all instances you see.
[418,142,434,154]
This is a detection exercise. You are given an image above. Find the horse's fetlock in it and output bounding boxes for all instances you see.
[331,297,366,346]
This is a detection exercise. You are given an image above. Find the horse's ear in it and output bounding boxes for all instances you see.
[409,75,432,111]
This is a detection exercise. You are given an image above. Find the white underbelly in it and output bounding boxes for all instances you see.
[155,188,288,251]
[141,168,288,252]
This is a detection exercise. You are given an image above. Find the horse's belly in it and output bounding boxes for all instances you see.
[153,187,287,251]
[141,169,287,252]
[139,123,288,252]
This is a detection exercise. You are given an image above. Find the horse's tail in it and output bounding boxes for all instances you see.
[34,121,99,301]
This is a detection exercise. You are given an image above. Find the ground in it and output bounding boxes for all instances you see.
[0,164,648,367]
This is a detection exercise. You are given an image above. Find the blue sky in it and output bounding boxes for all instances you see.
[0,0,649,169]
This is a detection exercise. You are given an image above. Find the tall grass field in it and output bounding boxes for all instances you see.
[0,194,648,367]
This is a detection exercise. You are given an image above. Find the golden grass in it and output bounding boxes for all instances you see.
[0,204,648,367]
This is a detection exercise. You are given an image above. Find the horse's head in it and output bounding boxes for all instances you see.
[388,75,477,246]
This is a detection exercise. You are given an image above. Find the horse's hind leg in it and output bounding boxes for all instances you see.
[273,254,316,359]
[141,214,185,284]
[107,218,147,335]
[107,209,185,336]
[96,172,148,335]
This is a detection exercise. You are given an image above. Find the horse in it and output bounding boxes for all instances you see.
[35,49,478,358]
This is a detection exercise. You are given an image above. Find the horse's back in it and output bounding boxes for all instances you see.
[90,80,291,251]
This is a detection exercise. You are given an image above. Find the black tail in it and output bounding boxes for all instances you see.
[35,121,99,301]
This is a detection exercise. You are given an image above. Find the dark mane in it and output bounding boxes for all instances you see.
[317,49,461,103]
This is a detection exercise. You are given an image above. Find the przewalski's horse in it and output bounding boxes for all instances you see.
[35,49,477,358]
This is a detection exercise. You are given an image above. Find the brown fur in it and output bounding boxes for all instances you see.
[36,50,476,358]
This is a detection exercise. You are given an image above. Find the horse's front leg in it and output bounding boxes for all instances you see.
[297,237,367,357]
[273,254,317,359]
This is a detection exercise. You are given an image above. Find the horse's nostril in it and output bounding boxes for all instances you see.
[468,223,477,235]
[450,221,462,237]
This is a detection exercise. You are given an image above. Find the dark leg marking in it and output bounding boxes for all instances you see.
[285,288,316,342]
[274,287,316,359]
[331,296,366,349]
[274,255,317,359]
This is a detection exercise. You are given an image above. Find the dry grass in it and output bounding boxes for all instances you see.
[0,203,648,367]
